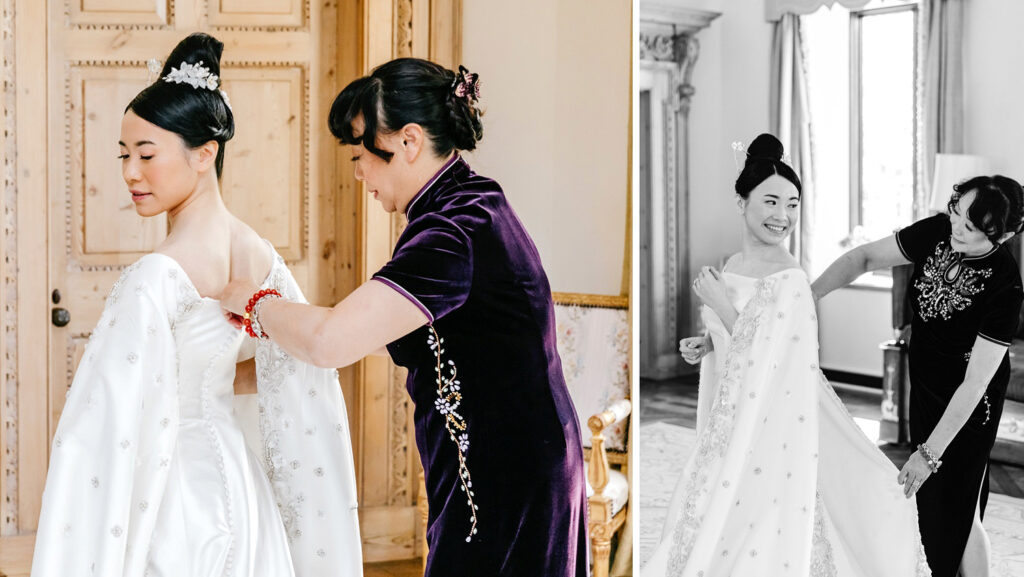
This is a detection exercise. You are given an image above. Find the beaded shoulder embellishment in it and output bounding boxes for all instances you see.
[427,326,478,542]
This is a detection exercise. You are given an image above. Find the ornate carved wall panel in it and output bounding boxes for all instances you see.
[1,0,16,539]
[207,0,305,29]
[638,4,718,380]
[67,0,172,28]
[70,64,165,266]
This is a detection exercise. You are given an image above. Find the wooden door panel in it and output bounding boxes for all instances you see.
[69,0,172,27]
[73,65,167,264]
[208,0,304,28]
[220,65,306,262]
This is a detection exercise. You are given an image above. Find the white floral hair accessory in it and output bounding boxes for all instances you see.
[162,60,231,111]
[163,60,220,91]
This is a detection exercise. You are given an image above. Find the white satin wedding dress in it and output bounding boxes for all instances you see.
[31,248,362,577]
[642,269,930,577]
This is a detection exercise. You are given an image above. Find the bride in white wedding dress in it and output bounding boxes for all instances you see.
[642,134,930,577]
[30,34,361,577]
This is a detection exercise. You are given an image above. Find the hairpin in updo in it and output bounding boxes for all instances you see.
[160,59,232,111]
[730,138,792,172]
[451,65,480,102]
[164,60,220,90]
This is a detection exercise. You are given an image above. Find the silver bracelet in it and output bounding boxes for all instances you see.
[248,293,280,338]
[917,443,942,473]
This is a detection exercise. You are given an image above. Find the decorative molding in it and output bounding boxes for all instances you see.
[640,5,719,37]
[64,60,149,274]
[389,364,411,506]
[395,0,414,59]
[1,0,16,536]
[62,60,311,269]
[206,0,310,32]
[552,292,628,310]
[64,0,175,30]
[639,6,714,380]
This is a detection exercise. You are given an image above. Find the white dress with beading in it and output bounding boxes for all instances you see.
[31,249,362,577]
[642,270,930,577]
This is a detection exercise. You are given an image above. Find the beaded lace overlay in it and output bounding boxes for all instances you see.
[666,278,777,574]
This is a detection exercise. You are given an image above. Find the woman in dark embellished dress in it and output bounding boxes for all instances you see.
[812,175,1024,577]
[221,58,588,577]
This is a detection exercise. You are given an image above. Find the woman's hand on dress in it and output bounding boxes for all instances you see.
[692,267,731,318]
[897,450,934,499]
[220,279,261,328]
[679,335,711,365]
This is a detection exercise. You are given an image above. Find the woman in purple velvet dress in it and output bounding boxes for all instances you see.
[221,58,588,577]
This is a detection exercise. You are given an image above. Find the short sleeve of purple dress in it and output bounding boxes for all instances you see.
[896,213,1024,577]
[373,156,588,577]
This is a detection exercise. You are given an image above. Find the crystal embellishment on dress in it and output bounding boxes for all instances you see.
[427,325,478,542]
[666,277,778,573]
[914,242,992,321]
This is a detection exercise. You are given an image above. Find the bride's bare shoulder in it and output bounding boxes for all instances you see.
[229,217,275,284]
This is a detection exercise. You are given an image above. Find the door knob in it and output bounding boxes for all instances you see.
[52,308,70,327]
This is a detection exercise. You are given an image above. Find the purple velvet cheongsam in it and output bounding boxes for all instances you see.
[373,155,589,576]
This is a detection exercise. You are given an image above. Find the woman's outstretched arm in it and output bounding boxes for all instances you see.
[222,279,428,368]
[811,235,910,301]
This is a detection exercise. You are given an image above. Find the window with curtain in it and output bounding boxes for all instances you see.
[803,0,920,280]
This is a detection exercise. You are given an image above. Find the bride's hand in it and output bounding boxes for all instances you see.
[220,279,261,327]
[692,267,731,316]
[679,335,711,365]
[897,451,934,499]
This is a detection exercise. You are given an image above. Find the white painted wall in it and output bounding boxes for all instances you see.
[461,0,631,296]
[964,0,1024,180]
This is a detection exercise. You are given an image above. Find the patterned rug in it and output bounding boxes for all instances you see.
[638,421,1024,575]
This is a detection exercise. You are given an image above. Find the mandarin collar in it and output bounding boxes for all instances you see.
[404,153,461,220]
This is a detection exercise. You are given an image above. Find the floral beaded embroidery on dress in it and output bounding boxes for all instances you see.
[428,326,479,541]
[641,270,931,577]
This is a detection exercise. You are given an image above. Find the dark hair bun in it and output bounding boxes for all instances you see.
[746,133,784,163]
[734,132,801,199]
[329,57,484,161]
[160,33,224,79]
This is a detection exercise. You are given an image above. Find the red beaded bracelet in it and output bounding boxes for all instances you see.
[243,288,282,338]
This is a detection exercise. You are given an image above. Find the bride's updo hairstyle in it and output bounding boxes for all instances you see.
[948,175,1024,244]
[735,133,802,199]
[126,33,235,178]
[329,58,483,161]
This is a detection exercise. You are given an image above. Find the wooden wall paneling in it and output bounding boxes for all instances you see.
[335,0,363,488]
[16,0,49,536]
[0,0,13,541]
[428,0,460,69]
[220,65,306,263]
[208,0,305,29]
[67,0,172,28]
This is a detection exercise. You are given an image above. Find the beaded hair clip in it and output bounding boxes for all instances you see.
[451,65,480,102]
[153,59,232,111]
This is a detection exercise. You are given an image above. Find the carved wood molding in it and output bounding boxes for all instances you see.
[389,364,411,506]
[61,60,312,270]
[206,0,311,31]
[64,0,175,30]
[639,5,717,379]
[395,0,414,59]
[1,0,16,537]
